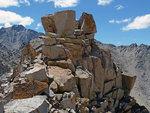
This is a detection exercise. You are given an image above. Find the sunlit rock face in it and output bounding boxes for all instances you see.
[0,10,148,113]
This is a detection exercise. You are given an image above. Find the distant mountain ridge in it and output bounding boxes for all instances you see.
[0,25,43,75]
[0,25,43,50]
[96,40,150,111]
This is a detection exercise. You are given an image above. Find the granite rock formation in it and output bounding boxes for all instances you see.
[97,41,150,111]
[0,10,148,113]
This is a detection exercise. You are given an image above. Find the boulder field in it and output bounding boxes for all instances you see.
[0,10,148,113]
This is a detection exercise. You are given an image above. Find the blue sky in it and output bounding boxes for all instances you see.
[0,0,150,46]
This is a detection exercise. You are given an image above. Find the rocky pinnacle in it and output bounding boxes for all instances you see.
[0,10,148,113]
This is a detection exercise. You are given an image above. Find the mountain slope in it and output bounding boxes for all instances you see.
[0,25,43,75]
[97,41,150,111]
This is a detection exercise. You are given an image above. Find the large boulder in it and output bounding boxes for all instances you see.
[75,68,94,99]
[92,56,105,97]
[4,95,49,113]
[13,80,48,99]
[39,36,57,46]
[103,80,115,95]
[42,45,67,60]
[122,72,136,91]
[30,38,44,53]
[48,59,75,72]
[64,43,83,65]
[41,14,56,33]
[21,64,48,82]
[91,46,116,81]
[79,12,97,34]
[82,57,93,73]
[63,38,82,44]
[103,50,117,81]
[54,10,75,36]
[48,66,79,95]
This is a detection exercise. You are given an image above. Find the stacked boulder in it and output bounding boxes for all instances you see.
[0,10,149,113]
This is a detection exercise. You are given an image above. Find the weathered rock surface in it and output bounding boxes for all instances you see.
[48,59,75,72]
[42,45,67,60]
[122,72,136,91]
[0,101,4,113]
[39,35,57,45]
[48,66,78,95]
[115,75,122,88]
[30,38,44,52]
[92,56,104,97]
[21,64,48,82]
[13,80,48,99]
[79,12,97,34]
[4,95,49,113]
[0,10,148,113]
[41,10,76,36]
[54,10,75,36]
[41,14,56,33]
[97,41,150,111]
[103,80,115,95]
[49,81,58,92]
[75,68,94,99]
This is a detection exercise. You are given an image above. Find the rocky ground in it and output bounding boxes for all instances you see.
[0,10,149,113]
[97,41,150,111]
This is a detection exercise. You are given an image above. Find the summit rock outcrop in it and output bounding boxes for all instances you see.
[97,41,150,111]
[0,10,148,113]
